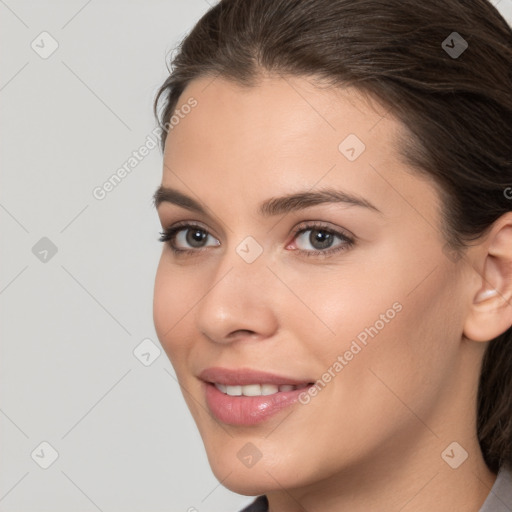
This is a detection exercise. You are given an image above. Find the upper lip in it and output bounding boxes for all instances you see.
[199,367,313,386]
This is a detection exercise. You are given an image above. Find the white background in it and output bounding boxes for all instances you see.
[1,0,511,511]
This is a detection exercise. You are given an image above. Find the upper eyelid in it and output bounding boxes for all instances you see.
[164,221,354,246]
[165,220,349,234]
[166,220,219,238]
[293,221,354,239]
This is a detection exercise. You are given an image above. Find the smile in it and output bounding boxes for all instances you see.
[213,382,310,396]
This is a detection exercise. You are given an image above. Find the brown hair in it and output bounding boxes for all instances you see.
[153,0,512,473]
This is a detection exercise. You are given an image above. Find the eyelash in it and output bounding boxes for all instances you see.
[158,221,355,258]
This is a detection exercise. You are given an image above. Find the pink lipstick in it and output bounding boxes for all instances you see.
[200,367,314,426]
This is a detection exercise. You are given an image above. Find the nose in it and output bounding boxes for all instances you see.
[194,249,280,345]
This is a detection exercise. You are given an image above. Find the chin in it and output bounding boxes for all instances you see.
[205,445,303,496]
[211,465,275,496]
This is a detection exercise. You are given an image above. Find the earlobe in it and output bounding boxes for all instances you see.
[465,281,512,343]
[464,284,509,343]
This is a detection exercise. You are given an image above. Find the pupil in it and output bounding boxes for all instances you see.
[310,229,332,249]
[187,229,206,247]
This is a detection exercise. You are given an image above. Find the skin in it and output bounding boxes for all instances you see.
[153,73,512,512]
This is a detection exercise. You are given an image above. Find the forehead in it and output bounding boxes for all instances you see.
[165,75,399,176]
[167,74,398,154]
[161,74,442,226]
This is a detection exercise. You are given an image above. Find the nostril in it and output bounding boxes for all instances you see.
[229,329,257,338]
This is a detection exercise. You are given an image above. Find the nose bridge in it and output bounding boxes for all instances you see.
[194,235,279,343]
[212,231,270,296]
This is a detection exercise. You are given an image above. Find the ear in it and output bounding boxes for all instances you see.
[463,212,512,342]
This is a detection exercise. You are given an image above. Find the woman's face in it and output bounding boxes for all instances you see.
[153,74,479,495]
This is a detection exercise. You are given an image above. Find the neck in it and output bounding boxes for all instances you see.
[266,341,497,512]
[266,435,496,512]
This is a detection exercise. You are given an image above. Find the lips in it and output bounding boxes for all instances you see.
[199,367,315,425]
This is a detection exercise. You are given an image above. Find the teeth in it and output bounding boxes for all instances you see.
[225,385,242,396]
[214,383,308,396]
[241,384,264,396]
[261,384,279,395]
[215,383,227,394]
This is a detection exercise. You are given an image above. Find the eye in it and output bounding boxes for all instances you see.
[289,222,354,257]
[158,223,220,254]
[158,221,355,258]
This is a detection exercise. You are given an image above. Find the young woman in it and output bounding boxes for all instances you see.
[152,0,512,510]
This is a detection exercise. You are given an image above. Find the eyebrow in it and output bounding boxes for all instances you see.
[153,186,382,217]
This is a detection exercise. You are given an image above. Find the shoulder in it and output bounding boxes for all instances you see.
[478,463,512,512]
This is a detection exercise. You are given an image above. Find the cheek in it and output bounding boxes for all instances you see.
[153,257,199,358]
[331,265,460,428]
[276,262,406,364]
[284,252,458,423]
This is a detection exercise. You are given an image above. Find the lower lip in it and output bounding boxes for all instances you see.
[203,382,312,426]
